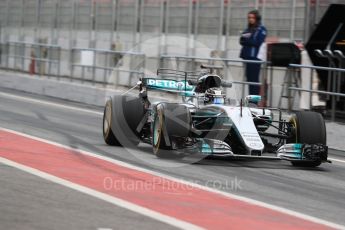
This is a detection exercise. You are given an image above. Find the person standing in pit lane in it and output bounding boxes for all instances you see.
[239,10,267,96]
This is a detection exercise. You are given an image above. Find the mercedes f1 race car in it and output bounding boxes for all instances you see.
[103,65,328,167]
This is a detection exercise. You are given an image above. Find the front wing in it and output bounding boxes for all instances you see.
[182,139,329,163]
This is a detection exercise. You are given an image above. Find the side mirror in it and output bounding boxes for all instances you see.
[245,95,262,105]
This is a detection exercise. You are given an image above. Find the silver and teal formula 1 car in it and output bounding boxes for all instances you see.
[103,65,328,167]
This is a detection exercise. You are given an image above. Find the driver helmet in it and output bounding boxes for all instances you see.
[204,87,226,105]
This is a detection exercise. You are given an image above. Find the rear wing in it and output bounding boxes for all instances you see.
[141,77,195,94]
[140,68,199,94]
[139,67,230,95]
[156,68,201,79]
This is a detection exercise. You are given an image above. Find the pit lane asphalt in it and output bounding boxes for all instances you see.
[0,162,177,230]
[1,88,345,227]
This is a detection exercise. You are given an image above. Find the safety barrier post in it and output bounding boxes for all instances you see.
[287,66,292,111]
[70,48,74,82]
[103,52,109,86]
[331,70,336,121]
[57,47,61,79]
[37,44,41,77]
[48,45,52,76]
[309,68,313,110]
[21,42,25,71]
[261,61,269,107]
[92,50,96,85]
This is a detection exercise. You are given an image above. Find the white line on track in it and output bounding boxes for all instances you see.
[329,157,345,164]
[0,91,103,116]
[1,127,344,230]
[0,157,202,230]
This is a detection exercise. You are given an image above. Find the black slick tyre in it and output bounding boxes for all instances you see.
[288,111,326,167]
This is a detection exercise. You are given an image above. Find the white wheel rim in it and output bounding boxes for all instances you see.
[104,104,111,134]
[153,116,161,146]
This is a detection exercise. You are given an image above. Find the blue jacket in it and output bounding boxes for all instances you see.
[239,25,267,60]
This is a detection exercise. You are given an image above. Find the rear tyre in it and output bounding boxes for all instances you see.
[103,100,121,146]
[103,95,145,147]
[288,111,326,167]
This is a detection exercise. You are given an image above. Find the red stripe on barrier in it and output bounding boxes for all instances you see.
[0,130,332,230]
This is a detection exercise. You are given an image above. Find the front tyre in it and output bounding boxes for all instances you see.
[288,111,326,167]
[152,105,172,158]
[152,104,191,158]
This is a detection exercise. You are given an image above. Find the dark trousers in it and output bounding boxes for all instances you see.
[245,62,261,95]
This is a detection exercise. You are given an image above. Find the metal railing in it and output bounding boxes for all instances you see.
[288,64,345,121]
[0,42,147,86]
[160,54,268,101]
[1,42,345,121]
[3,41,61,77]
[70,48,145,86]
